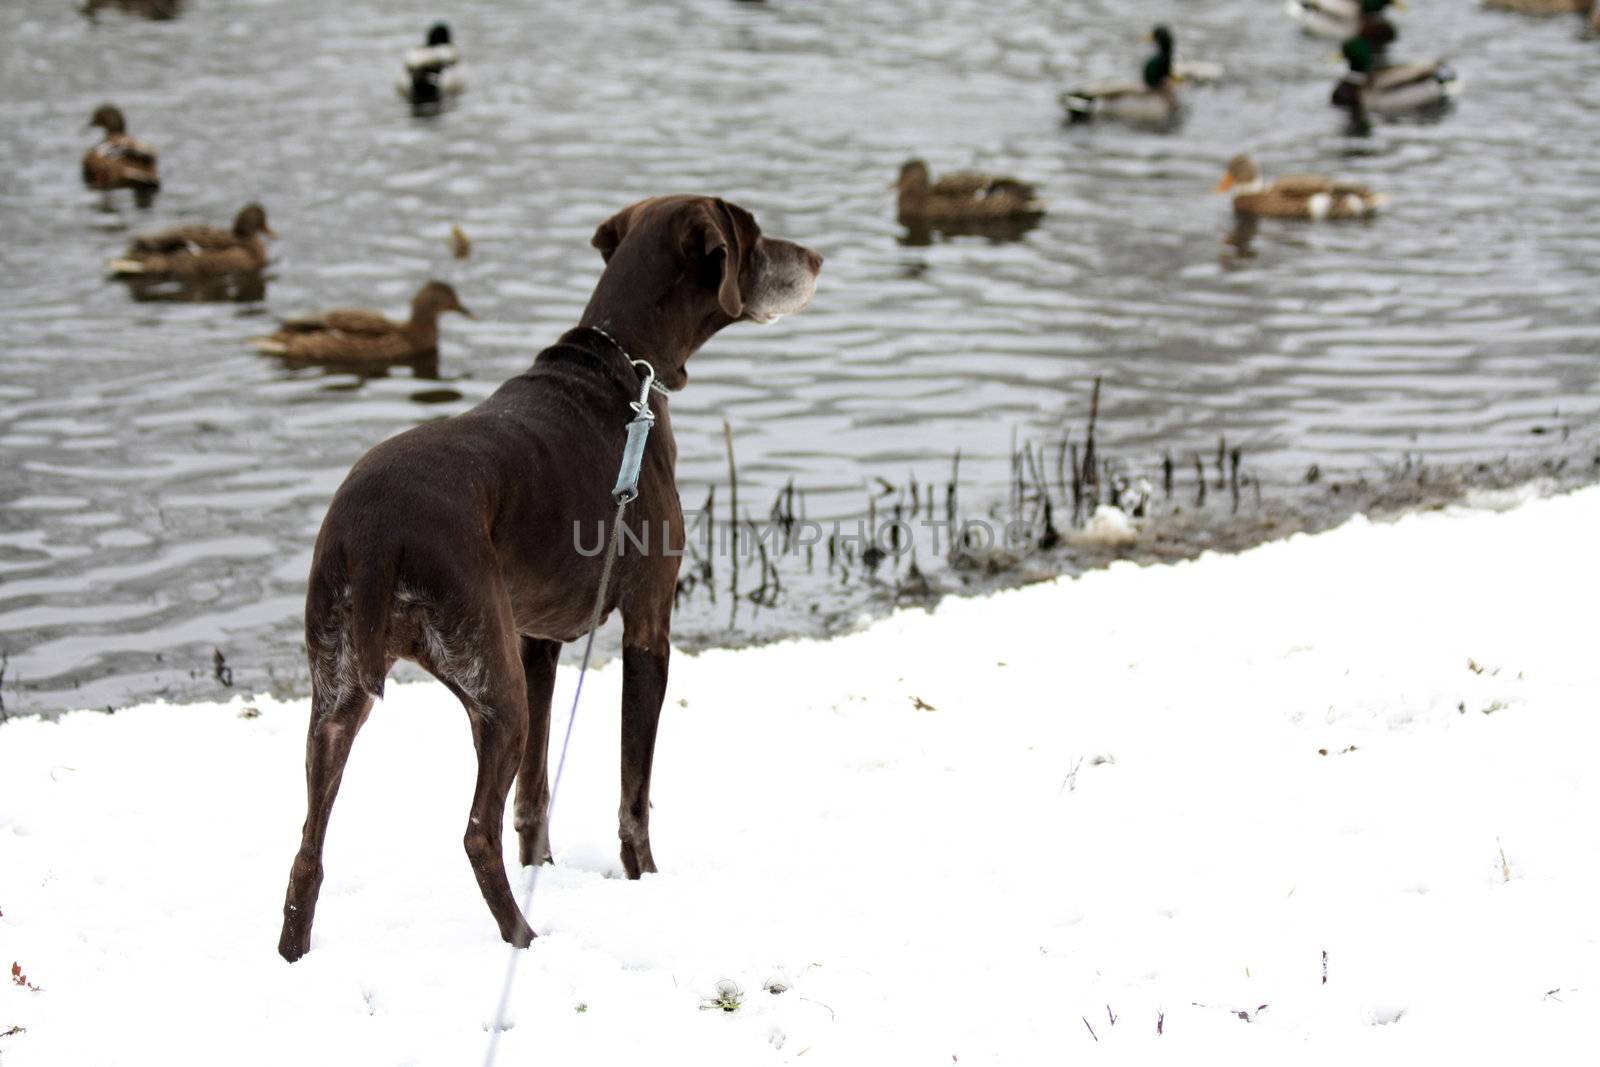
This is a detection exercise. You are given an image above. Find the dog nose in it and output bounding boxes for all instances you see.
[804,248,823,273]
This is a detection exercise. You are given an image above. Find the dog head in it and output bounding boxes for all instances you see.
[584,196,821,388]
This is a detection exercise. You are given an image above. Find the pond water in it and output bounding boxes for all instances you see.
[2,0,1598,713]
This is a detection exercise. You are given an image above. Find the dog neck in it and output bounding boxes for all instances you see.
[581,324,634,364]
[573,326,670,396]
[547,325,664,399]
[578,258,732,390]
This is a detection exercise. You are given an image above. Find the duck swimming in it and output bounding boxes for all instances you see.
[251,280,474,365]
[400,22,464,109]
[107,203,274,278]
[1482,0,1589,14]
[1216,154,1387,219]
[1331,36,1460,125]
[81,0,183,20]
[82,104,159,194]
[1060,25,1181,127]
[895,160,1044,223]
[1287,0,1404,43]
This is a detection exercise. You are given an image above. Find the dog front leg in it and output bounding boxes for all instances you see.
[617,641,668,879]
[514,636,562,866]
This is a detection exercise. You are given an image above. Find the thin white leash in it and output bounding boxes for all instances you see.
[482,332,662,1065]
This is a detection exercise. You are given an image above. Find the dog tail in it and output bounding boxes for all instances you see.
[344,548,397,700]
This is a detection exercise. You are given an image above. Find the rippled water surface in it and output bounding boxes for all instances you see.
[3,0,1598,713]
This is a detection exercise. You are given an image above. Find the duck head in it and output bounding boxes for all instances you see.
[1143,26,1175,89]
[232,203,277,240]
[896,160,931,198]
[412,280,474,321]
[1215,154,1263,195]
[86,104,127,135]
[426,21,451,46]
[1341,37,1375,75]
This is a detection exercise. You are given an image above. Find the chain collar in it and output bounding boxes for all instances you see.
[583,326,670,397]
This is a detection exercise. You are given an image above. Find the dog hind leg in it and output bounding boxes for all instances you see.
[278,684,376,962]
[434,624,535,948]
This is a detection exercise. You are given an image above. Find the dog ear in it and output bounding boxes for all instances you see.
[591,207,631,264]
[690,199,757,319]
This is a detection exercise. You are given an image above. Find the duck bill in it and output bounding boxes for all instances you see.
[262,226,279,238]
[458,305,478,320]
[1214,173,1235,194]
[1391,0,1408,9]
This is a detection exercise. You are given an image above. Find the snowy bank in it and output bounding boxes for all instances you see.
[3,487,1598,1064]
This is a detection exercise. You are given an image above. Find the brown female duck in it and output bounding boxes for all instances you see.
[1482,0,1587,14]
[1216,154,1387,219]
[250,280,474,364]
[896,160,1044,223]
[82,0,184,19]
[108,203,274,277]
[82,105,159,192]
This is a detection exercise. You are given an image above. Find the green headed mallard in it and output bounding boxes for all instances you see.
[82,104,159,193]
[1060,25,1181,126]
[107,203,274,277]
[399,22,464,109]
[251,280,474,365]
[1216,154,1387,219]
[1332,37,1460,122]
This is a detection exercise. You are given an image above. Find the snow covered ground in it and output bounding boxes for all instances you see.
[3,485,1597,1065]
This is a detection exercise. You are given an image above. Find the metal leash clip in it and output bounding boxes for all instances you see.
[611,358,660,504]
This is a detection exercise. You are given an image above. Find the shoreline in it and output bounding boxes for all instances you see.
[5,436,1598,719]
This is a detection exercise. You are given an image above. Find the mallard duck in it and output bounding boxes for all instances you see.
[399,22,465,108]
[1331,37,1460,122]
[81,0,183,20]
[1287,0,1404,42]
[895,160,1043,224]
[1060,25,1180,126]
[107,203,274,277]
[82,105,159,193]
[1482,0,1587,14]
[1216,154,1387,219]
[448,224,471,259]
[250,280,474,364]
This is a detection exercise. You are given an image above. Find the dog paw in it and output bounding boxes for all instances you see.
[277,927,310,962]
[505,920,536,949]
[620,841,658,880]
[518,837,553,867]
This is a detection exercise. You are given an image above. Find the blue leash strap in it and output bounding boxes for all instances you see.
[610,359,659,505]
[483,355,662,1066]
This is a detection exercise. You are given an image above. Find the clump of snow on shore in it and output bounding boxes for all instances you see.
[3,487,1598,1064]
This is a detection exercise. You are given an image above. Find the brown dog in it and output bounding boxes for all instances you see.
[278,197,821,961]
